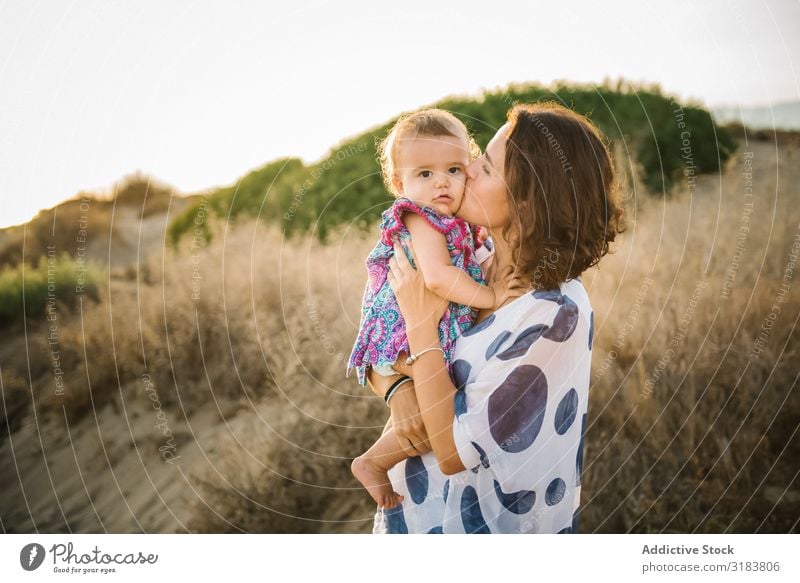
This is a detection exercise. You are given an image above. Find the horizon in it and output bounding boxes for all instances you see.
[4,86,797,229]
[1,0,798,229]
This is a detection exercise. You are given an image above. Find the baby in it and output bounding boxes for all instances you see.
[347,109,503,509]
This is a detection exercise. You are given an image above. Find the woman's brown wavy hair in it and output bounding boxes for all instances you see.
[501,101,625,290]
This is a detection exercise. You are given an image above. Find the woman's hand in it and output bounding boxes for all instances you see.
[366,365,430,456]
[387,240,448,335]
[391,350,414,377]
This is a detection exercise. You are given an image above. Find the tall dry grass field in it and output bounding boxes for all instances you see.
[0,138,797,533]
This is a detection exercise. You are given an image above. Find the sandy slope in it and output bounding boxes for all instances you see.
[0,387,259,532]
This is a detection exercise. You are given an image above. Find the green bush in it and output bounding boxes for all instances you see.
[0,252,104,326]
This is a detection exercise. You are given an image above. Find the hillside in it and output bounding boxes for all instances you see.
[0,174,203,325]
[167,80,737,244]
[0,173,201,269]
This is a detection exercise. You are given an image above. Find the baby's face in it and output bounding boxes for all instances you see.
[392,135,470,216]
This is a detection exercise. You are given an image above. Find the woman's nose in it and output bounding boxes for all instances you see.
[465,161,477,181]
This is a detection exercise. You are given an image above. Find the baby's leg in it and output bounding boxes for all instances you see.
[351,426,410,509]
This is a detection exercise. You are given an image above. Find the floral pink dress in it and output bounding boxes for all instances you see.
[347,197,487,386]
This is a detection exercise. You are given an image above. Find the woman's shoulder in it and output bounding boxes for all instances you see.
[463,280,591,346]
[453,281,592,401]
[527,280,592,330]
[561,277,592,313]
[511,279,593,354]
[522,279,590,313]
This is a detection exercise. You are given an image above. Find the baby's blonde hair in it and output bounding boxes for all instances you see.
[378,108,481,196]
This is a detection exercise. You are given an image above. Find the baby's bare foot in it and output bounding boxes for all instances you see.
[351,456,404,509]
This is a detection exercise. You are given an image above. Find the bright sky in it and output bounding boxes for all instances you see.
[1,0,798,228]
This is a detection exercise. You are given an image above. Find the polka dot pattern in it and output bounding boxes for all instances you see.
[451,359,471,391]
[471,441,491,469]
[545,477,566,506]
[496,324,549,360]
[460,486,491,533]
[485,330,512,360]
[405,455,429,504]
[462,313,495,337]
[576,412,587,486]
[493,480,536,515]
[373,278,592,534]
[542,295,579,342]
[454,388,468,418]
[533,289,563,303]
[384,503,408,534]
[488,365,548,452]
[554,388,579,435]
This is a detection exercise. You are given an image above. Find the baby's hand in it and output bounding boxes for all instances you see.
[490,280,510,310]
[489,267,528,309]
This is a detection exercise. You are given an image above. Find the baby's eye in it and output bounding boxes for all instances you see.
[449,167,462,174]
[419,170,432,178]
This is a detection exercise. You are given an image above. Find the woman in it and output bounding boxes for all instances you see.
[366,102,625,533]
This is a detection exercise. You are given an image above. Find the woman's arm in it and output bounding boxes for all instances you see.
[405,326,467,475]
[403,212,497,310]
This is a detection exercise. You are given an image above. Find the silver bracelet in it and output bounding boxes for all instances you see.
[385,377,413,407]
[405,346,445,366]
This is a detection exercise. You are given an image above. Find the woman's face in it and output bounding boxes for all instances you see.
[458,123,510,229]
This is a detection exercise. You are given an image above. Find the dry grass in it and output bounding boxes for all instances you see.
[0,139,797,533]
[582,140,800,532]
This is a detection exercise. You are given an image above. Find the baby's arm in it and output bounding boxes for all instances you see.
[403,212,497,309]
